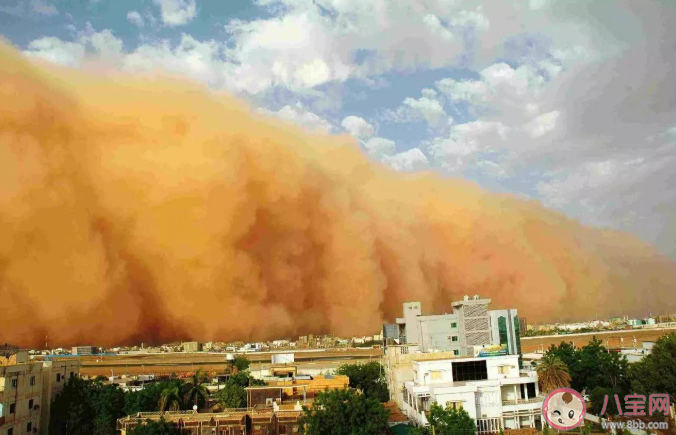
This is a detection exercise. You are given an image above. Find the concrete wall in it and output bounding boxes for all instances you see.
[402,302,422,345]
[417,314,462,353]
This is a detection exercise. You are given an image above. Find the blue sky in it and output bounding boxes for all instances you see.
[2,0,676,256]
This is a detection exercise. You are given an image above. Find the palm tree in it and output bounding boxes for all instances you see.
[159,385,183,412]
[536,354,572,393]
[183,370,209,409]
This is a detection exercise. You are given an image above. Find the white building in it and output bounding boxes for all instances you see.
[387,296,523,357]
[398,352,543,432]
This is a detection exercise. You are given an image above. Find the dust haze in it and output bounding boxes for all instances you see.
[1,42,674,348]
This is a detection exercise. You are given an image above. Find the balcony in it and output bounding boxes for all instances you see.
[502,396,545,406]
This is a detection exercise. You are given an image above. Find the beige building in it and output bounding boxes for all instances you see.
[0,351,43,435]
[39,359,81,435]
[0,349,81,435]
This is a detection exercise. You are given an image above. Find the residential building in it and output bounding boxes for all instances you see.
[39,359,81,435]
[1,350,43,435]
[182,342,202,353]
[117,409,302,434]
[385,296,523,357]
[401,353,543,432]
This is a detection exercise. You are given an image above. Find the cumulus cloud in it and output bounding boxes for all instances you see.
[153,0,196,27]
[388,88,450,131]
[127,11,145,27]
[384,148,430,172]
[363,137,396,159]
[341,116,374,139]
[258,103,334,134]
[24,27,123,67]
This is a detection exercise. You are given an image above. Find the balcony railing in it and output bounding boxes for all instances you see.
[502,396,545,406]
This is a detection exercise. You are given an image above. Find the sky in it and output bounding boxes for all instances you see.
[2,0,676,257]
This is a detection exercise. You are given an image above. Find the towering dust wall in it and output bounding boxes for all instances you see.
[1,42,674,347]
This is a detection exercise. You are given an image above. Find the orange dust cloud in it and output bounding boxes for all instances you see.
[1,41,675,348]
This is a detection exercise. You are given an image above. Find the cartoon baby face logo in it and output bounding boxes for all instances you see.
[543,388,586,431]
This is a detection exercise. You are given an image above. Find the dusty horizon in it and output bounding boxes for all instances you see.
[2,41,676,349]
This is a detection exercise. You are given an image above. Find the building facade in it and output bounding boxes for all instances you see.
[39,359,81,435]
[1,351,43,435]
[385,296,522,358]
[401,354,543,432]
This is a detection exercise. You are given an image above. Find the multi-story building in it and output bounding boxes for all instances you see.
[1,350,44,435]
[401,353,543,432]
[39,359,81,435]
[385,296,523,357]
[182,342,202,353]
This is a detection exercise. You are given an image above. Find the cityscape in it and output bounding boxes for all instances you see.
[2,0,676,435]
[3,295,676,434]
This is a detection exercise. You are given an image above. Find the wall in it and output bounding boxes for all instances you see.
[417,314,462,353]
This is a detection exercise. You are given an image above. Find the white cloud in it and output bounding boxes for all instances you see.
[384,148,430,172]
[30,0,58,16]
[389,88,450,131]
[127,11,145,27]
[363,137,395,159]
[24,37,85,67]
[341,116,374,139]
[258,103,333,134]
[524,110,559,138]
[153,0,196,27]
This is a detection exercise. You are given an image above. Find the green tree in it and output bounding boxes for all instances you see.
[545,338,629,395]
[298,389,389,435]
[158,384,183,412]
[230,356,251,373]
[542,423,550,435]
[217,382,247,408]
[182,370,209,409]
[536,354,572,392]
[426,403,477,435]
[336,362,389,402]
[629,333,676,399]
[49,377,125,435]
[128,418,181,435]
[124,380,183,415]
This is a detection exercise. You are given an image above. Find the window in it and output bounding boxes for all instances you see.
[451,336,459,342]
[27,422,32,432]
[498,365,512,375]
[452,360,488,382]
[56,373,61,382]
[8,429,13,435]
[11,378,17,388]
[70,372,74,379]
[29,399,34,411]
[430,370,442,381]
[10,403,16,414]
[453,349,460,355]
[498,316,509,347]
[451,322,457,328]
[30,375,35,386]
